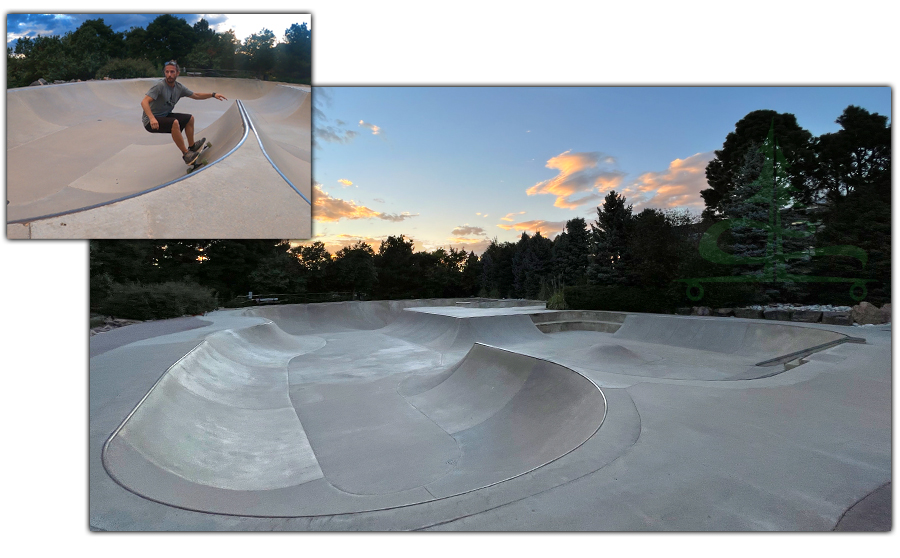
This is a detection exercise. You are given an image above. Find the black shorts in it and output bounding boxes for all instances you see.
[144,112,192,133]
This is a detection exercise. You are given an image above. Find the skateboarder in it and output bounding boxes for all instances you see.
[140,60,228,165]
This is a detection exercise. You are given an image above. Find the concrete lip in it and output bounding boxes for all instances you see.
[7,78,310,239]
[90,299,891,530]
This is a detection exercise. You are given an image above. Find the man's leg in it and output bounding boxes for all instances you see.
[170,119,188,153]
[185,116,195,148]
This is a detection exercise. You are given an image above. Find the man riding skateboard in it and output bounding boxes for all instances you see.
[140,60,228,165]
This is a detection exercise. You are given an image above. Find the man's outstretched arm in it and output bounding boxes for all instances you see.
[189,92,227,100]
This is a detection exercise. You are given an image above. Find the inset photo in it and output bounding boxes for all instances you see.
[6,13,311,239]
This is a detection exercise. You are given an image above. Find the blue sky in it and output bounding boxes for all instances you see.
[6,13,311,49]
[312,86,891,254]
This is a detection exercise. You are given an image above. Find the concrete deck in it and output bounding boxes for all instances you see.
[7,78,310,239]
[89,299,891,530]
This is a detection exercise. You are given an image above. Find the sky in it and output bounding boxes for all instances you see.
[6,13,311,49]
[311,86,891,255]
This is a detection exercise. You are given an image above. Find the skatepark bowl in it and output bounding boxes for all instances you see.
[90,299,892,530]
[7,77,310,239]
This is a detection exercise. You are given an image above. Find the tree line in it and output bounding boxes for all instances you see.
[90,103,890,315]
[7,15,311,88]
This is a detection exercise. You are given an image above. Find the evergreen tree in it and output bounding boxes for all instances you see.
[552,217,591,286]
[480,239,517,298]
[626,208,681,288]
[589,191,633,285]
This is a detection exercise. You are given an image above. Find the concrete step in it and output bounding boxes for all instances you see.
[531,310,627,325]
[535,320,622,333]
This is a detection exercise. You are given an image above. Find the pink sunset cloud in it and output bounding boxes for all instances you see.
[527,150,626,209]
[621,151,714,212]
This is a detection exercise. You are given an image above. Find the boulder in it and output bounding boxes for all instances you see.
[763,308,792,321]
[733,308,763,319]
[880,303,891,323]
[714,308,735,317]
[29,78,48,86]
[691,306,711,316]
[852,301,885,325]
[822,312,852,326]
[791,310,822,323]
[675,307,692,315]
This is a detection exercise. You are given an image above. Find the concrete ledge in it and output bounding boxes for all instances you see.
[535,320,622,333]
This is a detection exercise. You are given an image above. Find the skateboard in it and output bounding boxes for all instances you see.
[186,142,212,174]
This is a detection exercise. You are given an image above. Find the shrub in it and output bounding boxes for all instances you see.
[547,288,568,310]
[671,281,768,309]
[100,281,218,320]
[95,58,157,80]
[90,272,115,309]
[564,285,675,313]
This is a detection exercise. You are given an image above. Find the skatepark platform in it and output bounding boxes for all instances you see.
[7,78,310,239]
[89,299,891,530]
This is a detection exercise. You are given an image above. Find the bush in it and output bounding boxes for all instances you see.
[564,285,676,313]
[547,288,568,310]
[671,280,769,309]
[95,58,157,80]
[90,272,115,309]
[100,281,218,320]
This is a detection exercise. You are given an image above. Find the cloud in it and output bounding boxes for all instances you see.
[337,179,354,187]
[313,87,333,107]
[359,120,382,135]
[311,87,360,147]
[373,198,385,203]
[379,212,419,222]
[621,151,715,212]
[496,219,567,238]
[314,125,359,146]
[445,237,494,255]
[451,225,486,236]
[500,211,526,222]
[313,184,418,222]
[527,150,626,209]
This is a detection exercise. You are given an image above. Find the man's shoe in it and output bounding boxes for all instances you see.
[183,150,200,165]
[189,137,207,152]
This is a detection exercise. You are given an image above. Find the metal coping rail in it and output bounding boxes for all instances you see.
[238,99,311,205]
[8,101,251,225]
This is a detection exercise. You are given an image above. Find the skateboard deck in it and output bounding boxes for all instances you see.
[186,142,212,174]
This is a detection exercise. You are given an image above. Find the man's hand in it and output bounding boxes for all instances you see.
[213,93,227,101]
[149,117,159,130]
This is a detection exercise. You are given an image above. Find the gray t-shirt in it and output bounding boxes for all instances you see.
[141,79,194,125]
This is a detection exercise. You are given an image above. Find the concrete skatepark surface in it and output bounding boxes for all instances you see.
[7,78,310,239]
[89,299,891,530]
